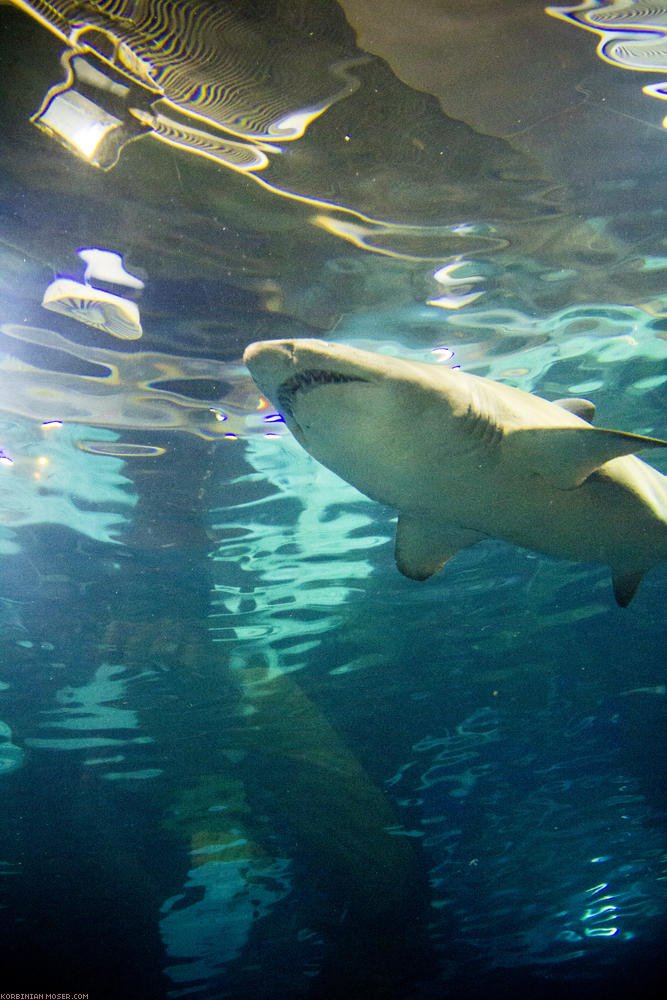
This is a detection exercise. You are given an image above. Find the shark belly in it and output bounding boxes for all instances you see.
[466,465,666,573]
[339,444,667,599]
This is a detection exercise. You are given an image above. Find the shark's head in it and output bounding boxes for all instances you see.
[244,339,372,432]
[243,338,466,507]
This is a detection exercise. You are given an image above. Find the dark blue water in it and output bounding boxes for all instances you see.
[1,2,666,998]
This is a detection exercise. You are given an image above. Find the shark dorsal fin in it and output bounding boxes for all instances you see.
[395,514,484,580]
[612,569,644,607]
[553,397,596,423]
[507,426,667,490]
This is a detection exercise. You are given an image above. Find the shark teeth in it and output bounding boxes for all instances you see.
[277,369,368,417]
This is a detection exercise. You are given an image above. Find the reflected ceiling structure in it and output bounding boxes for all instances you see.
[547,2,667,127]
[6,0,560,270]
[4,0,665,330]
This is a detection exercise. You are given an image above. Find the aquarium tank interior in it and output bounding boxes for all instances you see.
[0,1,665,998]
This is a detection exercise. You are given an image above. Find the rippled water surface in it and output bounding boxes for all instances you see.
[0,2,665,998]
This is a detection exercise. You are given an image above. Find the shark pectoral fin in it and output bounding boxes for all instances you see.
[508,427,667,489]
[395,514,484,580]
[612,570,644,608]
[553,398,596,423]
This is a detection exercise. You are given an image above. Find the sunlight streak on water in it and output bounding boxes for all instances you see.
[208,433,386,681]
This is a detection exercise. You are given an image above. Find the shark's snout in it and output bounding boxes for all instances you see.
[243,339,295,372]
[243,340,298,404]
[244,339,371,418]
[242,341,264,367]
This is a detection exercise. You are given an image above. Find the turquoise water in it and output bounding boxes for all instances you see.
[0,2,665,998]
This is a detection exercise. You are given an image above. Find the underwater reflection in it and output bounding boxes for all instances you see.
[0,320,282,440]
[9,0,563,270]
[5,0,665,334]
[0,418,136,542]
[547,1,667,128]
[41,247,145,339]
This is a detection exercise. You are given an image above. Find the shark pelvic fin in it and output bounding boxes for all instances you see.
[612,569,644,607]
[506,426,667,490]
[553,397,596,423]
[395,514,484,580]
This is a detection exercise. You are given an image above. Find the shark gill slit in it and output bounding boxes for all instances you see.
[463,400,503,448]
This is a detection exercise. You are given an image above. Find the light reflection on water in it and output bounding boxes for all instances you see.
[0,322,268,439]
[398,702,666,973]
[0,1,666,998]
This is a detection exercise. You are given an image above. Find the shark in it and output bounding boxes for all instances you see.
[243,339,667,606]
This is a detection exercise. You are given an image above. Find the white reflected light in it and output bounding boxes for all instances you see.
[427,290,484,309]
[433,261,484,286]
[78,248,145,290]
[429,261,485,309]
[581,904,617,920]
[77,441,166,457]
[35,89,122,161]
[431,347,454,361]
[270,109,319,138]
[42,278,143,340]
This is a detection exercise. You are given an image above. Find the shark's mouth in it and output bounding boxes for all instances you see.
[277,369,368,417]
